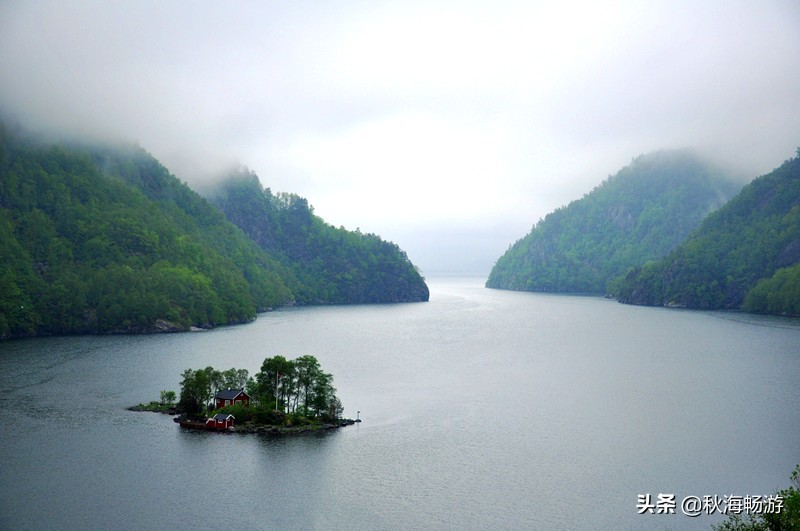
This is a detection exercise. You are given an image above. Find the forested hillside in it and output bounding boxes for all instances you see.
[207,171,429,304]
[486,150,739,293]
[615,150,800,315]
[0,122,427,339]
[0,122,297,337]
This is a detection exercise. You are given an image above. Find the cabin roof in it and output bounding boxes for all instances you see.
[212,413,235,421]
[214,388,248,400]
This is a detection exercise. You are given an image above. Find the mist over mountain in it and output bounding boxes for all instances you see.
[206,170,429,304]
[2,3,798,276]
[616,150,800,315]
[0,122,426,339]
[486,150,740,293]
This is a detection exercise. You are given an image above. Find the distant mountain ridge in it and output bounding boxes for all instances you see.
[0,122,427,339]
[615,150,800,314]
[486,150,740,293]
[207,170,429,305]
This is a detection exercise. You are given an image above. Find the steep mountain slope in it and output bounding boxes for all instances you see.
[207,171,429,304]
[0,122,297,338]
[486,150,739,293]
[615,150,800,313]
[0,122,427,339]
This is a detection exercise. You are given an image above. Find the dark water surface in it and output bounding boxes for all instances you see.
[1,278,798,530]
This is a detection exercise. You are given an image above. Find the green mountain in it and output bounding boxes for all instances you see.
[486,150,740,293]
[207,170,429,304]
[615,150,800,315]
[0,122,427,339]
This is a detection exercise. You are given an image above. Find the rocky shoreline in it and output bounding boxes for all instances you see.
[128,403,358,435]
[128,402,177,414]
[230,418,356,435]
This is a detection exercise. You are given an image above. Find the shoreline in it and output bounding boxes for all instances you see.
[128,403,358,434]
[231,418,356,435]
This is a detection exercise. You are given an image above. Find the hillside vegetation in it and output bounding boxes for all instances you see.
[0,122,427,338]
[208,171,428,304]
[486,150,739,293]
[615,150,800,314]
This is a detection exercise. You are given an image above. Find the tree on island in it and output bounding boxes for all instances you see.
[177,355,342,424]
[294,355,323,416]
[222,367,250,390]
[178,368,212,418]
[253,355,296,412]
[252,354,338,418]
[160,390,176,406]
[203,366,250,400]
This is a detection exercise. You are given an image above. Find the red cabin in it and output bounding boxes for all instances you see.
[206,413,235,430]
[214,388,250,410]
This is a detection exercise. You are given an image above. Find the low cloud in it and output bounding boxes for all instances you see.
[2,1,799,272]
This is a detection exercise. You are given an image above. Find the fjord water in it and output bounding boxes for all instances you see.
[1,278,798,530]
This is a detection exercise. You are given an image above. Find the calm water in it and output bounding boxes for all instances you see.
[1,278,798,530]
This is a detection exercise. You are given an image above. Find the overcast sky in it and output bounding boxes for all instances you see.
[1,1,799,275]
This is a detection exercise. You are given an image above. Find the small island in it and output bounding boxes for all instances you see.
[130,355,359,434]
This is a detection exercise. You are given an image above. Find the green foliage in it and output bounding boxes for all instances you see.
[487,150,739,293]
[252,406,286,426]
[0,122,300,337]
[160,390,176,405]
[251,354,339,419]
[743,263,800,316]
[207,170,430,304]
[214,402,254,423]
[220,367,250,390]
[616,152,800,312]
[0,121,426,339]
[197,356,341,425]
[178,368,211,418]
[713,464,800,531]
